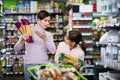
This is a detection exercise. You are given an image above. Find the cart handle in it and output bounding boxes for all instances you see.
[62,64,88,80]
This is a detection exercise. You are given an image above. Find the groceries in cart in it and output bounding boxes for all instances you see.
[27,63,88,80]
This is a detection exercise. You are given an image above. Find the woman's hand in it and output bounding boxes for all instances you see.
[35,30,47,42]
[21,33,29,44]
[22,33,29,40]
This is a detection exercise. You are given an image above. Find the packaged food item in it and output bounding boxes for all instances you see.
[59,53,85,66]
[15,19,33,43]
[15,21,24,34]
[21,19,33,42]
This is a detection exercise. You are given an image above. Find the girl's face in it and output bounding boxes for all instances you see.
[64,34,75,48]
[37,16,50,29]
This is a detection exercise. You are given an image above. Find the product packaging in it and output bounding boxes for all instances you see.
[59,53,85,66]
[15,19,33,43]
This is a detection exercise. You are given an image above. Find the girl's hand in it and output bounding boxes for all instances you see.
[59,58,68,64]
[73,59,81,70]
[35,30,47,42]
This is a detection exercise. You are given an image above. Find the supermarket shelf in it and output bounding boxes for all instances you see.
[85,55,93,59]
[99,72,120,80]
[14,72,23,74]
[5,21,36,24]
[0,13,3,16]
[84,40,93,44]
[96,23,120,30]
[5,72,23,75]
[67,3,84,5]
[5,21,17,23]
[83,65,94,68]
[40,0,66,2]
[3,12,63,15]
[86,47,93,51]
[95,61,109,68]
[6,36,20,38]
[6,28,17,31]
[6,64,23,67]
[82,73,94,76]
[103,25,120,30]
[0,26,5,29]
[5,54,24,57]
[95,61,120,72]
[6,73,13,75]
[0,39,4,42]
[99,42,120,47]
[73,17,93,20]
[6,65,12,67]
[6,48,13,50]
[73,25,92,28]
[54,39,64,42]
[92,12,110,17]
[6,43,15,45]
[3,12,36,15]
[81,32,92,36]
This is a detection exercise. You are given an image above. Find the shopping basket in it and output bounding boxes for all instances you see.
[27,63,87,80]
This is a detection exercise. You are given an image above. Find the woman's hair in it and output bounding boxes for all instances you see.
[67,30,87,51]
[37,10,50,20]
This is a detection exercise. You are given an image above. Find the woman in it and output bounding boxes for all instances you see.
[14,10,56,80]
[54,30,85,70]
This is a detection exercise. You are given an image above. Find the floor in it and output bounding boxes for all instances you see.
[0,74,25,80]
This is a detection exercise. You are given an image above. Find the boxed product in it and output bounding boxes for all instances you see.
[59,53,85,66]
[15,19,33,43]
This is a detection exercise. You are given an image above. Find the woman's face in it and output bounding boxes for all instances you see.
[37,16,50,29]
[64,34,75,48]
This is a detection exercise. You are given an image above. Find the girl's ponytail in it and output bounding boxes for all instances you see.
[80,41,88,52]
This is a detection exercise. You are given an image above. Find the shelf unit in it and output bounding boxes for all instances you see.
[96,27,120,71]
[46,12,65,47]
[0,13,5,49]
[0,13,5,76]
[93,12,120,67]
[94,14,120,79]
[99,71,120,80]
[92,17,109,62]
[2,13,35,74]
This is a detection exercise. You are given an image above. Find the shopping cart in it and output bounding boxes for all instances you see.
[27,63,87,80]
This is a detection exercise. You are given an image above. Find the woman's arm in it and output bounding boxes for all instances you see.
[44,33,56,54]
[14,36,25,52]
[14,33,29,52]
